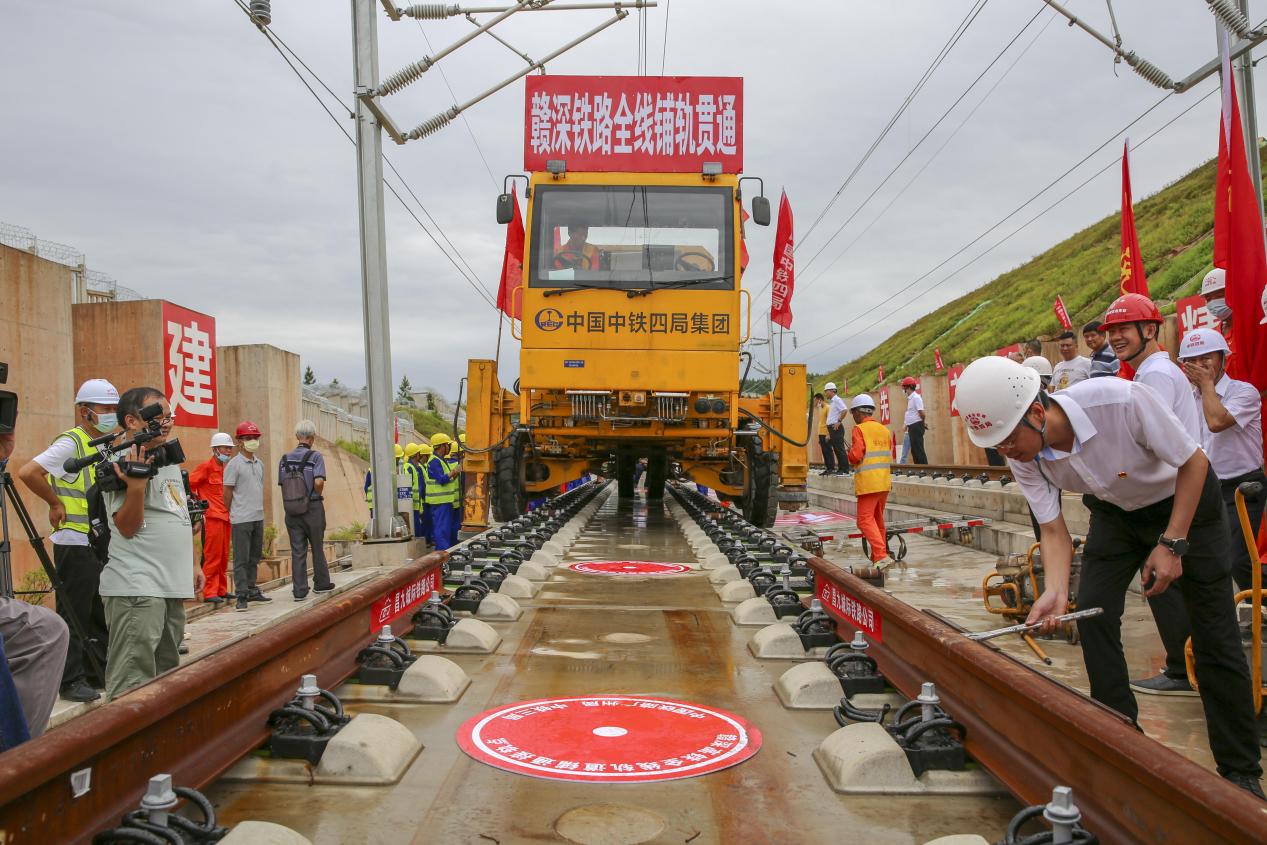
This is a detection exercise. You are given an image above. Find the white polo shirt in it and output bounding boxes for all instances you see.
[1134,351,1203,442]
[1007,378,1200,525]
[1200,374,1263,479]
[903,391,924,426]
[826,394,848,427]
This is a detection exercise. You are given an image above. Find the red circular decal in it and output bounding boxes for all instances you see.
[456,695,761,782]
[568,561,691,576]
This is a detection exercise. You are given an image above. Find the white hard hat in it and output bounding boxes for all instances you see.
[850,394,875,410]
[210,432,234,448]
[1201,267,1226,297]
[1178,327,1231,359]
[75,378,119,405]
[1261,286,1267,325]
[1021,356,1053,377]
[954,357,1043,448]
[823,382,837,391]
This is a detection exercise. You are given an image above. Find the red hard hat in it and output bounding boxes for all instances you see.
[235,421,262,438]
[1099,293,1161,330]
[901,376,918,387]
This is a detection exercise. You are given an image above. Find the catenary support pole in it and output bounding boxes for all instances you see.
[352,0,397,539]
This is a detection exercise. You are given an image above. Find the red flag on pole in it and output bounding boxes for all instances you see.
[877,365,884,383]
[770,191,795,329]
[740,207,751,277]
[496,193,526,320]
[1217,40,1267,392]
[1119,139,1149,297]
[934,347,944,371]
[1052,295,1072,330]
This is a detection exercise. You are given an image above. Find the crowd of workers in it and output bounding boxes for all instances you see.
[364,432,465,550]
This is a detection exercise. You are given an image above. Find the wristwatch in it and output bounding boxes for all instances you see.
[1157,535,1189,557]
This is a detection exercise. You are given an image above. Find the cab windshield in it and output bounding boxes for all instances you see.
[529,185,734,291]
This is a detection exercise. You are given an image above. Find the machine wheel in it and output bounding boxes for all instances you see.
[645,454,668,500]
[742,438,779,528]
[493,433,527,522]
[616,453,636,499]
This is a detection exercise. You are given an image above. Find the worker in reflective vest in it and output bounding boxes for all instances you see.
[846,393,894,566]
[426,433,461,549]
[364,443,406,519]
[402,442,422,539]
[414,442,434,545]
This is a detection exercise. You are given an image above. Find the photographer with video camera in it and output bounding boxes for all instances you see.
[96,387,203,699]
[15,378,119,702]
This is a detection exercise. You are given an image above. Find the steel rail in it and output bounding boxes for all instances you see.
[0,551,447,845]
[889,462,1012,482]
[807,556,1267,845]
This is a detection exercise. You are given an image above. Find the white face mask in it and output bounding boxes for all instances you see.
[242,439,260,453]
[1208,299,1232,321]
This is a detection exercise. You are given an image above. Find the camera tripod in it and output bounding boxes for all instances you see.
[0,459,106,682]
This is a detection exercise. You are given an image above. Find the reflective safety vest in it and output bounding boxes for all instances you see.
[404,461,422,507]
[853,419,892,496]
[424,456,459,506]
[365,470,373,508]
[50,427,96,534]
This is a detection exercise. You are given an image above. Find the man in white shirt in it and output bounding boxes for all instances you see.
[822,383,849,477]
[1102,293,1203,696]
[1180,327,1264,594]
[900,377,927,465]
[955,356,1262,798]
[1051,331,1091,391]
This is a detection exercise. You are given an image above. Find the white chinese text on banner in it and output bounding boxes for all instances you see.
[162,302,217,429]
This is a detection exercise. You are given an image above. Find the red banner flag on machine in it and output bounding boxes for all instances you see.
[524,76,742,173]
[496,192,525,320]
[770,191,795,329]
[1119,139,1149,297]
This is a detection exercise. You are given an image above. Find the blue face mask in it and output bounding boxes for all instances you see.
[216,453,230,464]
[1208,299,1232,322]
[93,412,118,433]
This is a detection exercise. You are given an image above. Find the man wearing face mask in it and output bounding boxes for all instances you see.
[223,421,270,612]
[188,432,235,605]
[17,378,119,703]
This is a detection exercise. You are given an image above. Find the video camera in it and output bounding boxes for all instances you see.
[0,361,14,435]
[62,402,187,492]
[182,470,209,526]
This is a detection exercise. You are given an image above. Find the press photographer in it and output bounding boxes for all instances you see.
[95,387,203,699]
[16,378,118,702]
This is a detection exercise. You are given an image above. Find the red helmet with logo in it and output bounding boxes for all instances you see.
[900,376,918,388]
[235,421,262,438]
[1099,293,1161,330]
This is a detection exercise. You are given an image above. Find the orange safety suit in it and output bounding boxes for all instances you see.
[188,455,230,599]
[848,418,893,563]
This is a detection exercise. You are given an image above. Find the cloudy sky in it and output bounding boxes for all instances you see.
[3,1,1257,395]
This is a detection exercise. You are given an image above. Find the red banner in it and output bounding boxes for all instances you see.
[770,191,794,329]
[162,302,217,429]
[497,192,525,320]
[525,76,742,173]
[995,343,1021,358]
[370,567,441,634]
[877,365,884,383]
[948,365,964,417]
[1119,139,1149,296]
[1053,295,1072,330]
[815,577,883,642]
[933,347,944,371]
[1177,295,1222,335]
[877,386,891,425]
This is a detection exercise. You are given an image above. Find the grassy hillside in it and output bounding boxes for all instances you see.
[815,149,1264,393]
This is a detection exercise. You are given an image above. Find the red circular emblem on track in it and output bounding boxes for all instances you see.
[568,561,692,576]
[456,695,761,782]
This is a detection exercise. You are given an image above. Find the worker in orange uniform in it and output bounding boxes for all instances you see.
[846,394,895,567]
[188,432,236,605]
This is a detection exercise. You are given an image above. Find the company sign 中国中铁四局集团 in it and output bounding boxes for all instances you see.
[533,308,731,336]
[525,76,742,173]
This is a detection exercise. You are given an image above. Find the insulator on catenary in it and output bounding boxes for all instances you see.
[1127,54,1174,90]
[249,0,271,26]
[402,3,459,19]
[1208,0,1252,37]
[378,59,431,97]
[407,110,455,141]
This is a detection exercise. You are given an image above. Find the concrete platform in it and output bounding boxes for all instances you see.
[220,821,314,845]
[335,655,470,704]
[406,618,502,654]
[219,713,421,786]
[814,722,1005,796]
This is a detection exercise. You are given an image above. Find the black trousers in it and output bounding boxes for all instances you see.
[827,425,848,474]
[286,500,333,598]
[906,421,928,464]
[1078,468,1261,777]
[232,520,264,600]
[818,435,835,472]
[53,544,108,687]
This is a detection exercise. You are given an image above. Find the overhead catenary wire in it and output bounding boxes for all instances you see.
[415,20,500,190]
[659,0,670,74]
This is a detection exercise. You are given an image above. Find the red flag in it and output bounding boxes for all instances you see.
[496,193,526,320]
[740,207,751,276]
[1217,42,1267,391]
[877,365,884,383]
[934,347,944,371]
[1052,295,1072,330]
[1119,139,1149,296]
[770,191,795,329]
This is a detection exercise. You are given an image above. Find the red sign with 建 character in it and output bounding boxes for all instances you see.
[815,577,883,642]
[947,364,965,417]
[524,76,743,173]
[162,302,217,429]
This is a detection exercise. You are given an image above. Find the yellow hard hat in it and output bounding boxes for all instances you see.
[393,443,404,459]
[458,433,467,443]
[404,442,422,458]
[418,443,433,455]
[430,432,452,448]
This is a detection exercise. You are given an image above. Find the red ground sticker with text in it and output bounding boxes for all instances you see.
[457,695,761,782]
[568,561,692,576]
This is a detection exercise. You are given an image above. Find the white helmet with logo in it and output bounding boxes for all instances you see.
[74,378,119,405]
[210,432,234,448]
[1260,285,1267,325]
[1021,356,1053,377]
[954,357,1043,448]
[1178,327,1231,359]
[823,382,837,392]
[1201,267,1226,297]
[849,394,875,410]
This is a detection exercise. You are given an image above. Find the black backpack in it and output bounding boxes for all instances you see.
[280,451,316,517]
[85,477,111,565]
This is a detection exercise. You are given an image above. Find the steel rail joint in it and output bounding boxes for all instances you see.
[0,551,447,844]
[805,556,1266,844]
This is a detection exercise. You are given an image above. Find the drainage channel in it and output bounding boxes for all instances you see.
[200,485,1021,845]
